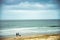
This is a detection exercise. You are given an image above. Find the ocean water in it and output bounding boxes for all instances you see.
[0,20,60,37]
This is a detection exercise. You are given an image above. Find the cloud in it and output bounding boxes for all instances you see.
[3,0,57,5]
[1,0,59,20]
[2,2,58,10]
[3,0,21,5]
[1,10,58,20]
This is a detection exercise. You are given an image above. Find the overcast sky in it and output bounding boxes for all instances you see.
[1,0,59,20]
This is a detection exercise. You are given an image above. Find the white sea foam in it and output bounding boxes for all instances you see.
[0,27,60,37]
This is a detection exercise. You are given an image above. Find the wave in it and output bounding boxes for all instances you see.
[0,27,60,37]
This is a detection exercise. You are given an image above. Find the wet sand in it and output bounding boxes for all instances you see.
[0,34,60,40]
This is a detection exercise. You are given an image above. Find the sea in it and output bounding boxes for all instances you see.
[0,19,60,37]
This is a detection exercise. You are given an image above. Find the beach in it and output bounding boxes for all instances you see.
[0,34,60,40]
[0,20,60,40]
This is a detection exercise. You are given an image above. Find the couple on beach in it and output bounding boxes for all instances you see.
[16,33,21,37]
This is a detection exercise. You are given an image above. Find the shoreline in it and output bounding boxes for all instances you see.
[0,34,60,40]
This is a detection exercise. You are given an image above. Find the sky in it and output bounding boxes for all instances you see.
[1,0,60,20]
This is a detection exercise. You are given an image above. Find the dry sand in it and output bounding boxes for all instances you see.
[0,34,60,40]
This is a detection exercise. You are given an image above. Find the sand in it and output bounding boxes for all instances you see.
[0,34,60,40]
